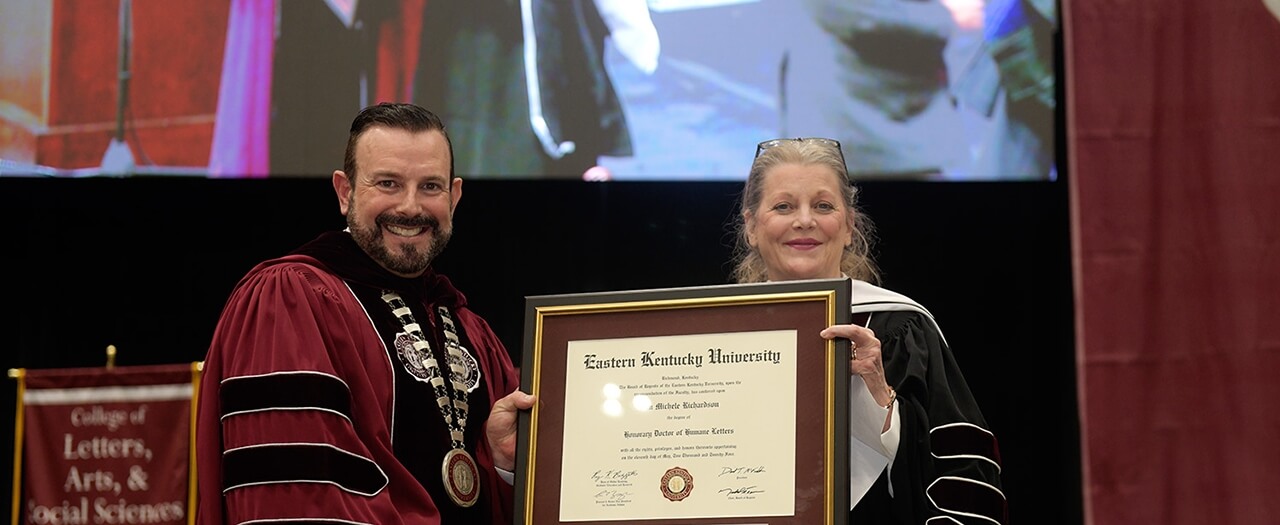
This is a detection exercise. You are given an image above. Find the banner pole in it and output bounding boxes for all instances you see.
[188,362,203,525]
[10,368,26,525]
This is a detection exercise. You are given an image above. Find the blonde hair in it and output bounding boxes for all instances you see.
[730,139,878,284]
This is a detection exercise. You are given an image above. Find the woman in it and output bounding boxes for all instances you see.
[731,137,1006,524]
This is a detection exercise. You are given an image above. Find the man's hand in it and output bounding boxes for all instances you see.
[486,390,537,471]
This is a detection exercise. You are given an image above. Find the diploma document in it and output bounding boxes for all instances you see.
[516,279,851,525]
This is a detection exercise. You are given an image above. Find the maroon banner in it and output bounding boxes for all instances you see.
[17,364,199,525]
[1069,0,1280,523]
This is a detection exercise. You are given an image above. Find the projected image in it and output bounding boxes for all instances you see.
[0,0,1056,181]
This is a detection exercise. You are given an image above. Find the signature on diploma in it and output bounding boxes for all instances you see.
[594,489,633,501]
[718,465,766,477]
[591,469,639,482]
[718,485,765,496]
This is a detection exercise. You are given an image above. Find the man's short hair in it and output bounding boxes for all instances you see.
[343,102,455,181]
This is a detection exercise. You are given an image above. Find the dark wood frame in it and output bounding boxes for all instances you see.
[515,278,851,525]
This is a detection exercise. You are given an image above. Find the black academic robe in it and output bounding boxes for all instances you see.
[849,281,1006,524]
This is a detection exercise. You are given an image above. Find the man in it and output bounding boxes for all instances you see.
[196,102,534,524]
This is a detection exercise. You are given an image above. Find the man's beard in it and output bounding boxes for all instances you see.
[348,212,451,276]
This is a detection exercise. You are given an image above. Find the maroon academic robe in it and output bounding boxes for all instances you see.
[196,232,519,524]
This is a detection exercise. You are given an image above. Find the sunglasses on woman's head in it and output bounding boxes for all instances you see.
[754,137,846,168]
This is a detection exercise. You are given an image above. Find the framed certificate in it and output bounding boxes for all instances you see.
[515,278,851,525]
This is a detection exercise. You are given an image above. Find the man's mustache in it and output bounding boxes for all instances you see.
[376,214,440,229]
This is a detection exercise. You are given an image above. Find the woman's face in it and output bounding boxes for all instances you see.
[745,163,852,282]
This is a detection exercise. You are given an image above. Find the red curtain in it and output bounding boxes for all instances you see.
[1067,0,1280,523]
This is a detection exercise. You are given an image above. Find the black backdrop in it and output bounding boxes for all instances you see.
[1,177,1079,522]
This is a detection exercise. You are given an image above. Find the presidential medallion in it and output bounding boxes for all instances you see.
[442,448,480,508]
